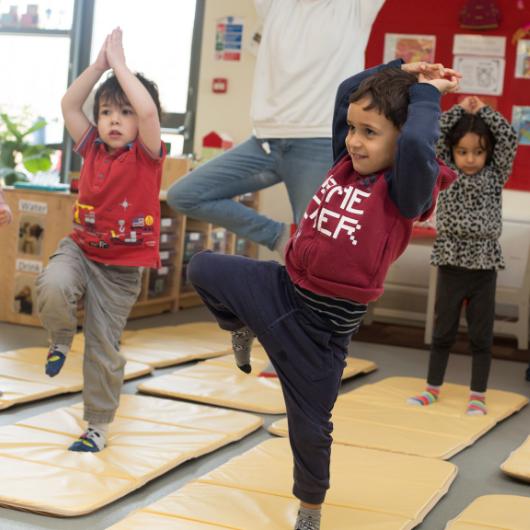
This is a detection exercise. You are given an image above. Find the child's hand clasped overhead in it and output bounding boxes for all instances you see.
[402,61,462,94]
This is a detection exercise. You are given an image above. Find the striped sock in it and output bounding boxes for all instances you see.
[466,392,487,415]
[407,385,440,406]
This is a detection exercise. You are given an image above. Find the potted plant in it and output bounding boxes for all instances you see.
[0,113,52,185]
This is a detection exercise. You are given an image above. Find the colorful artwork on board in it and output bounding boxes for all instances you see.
[383,33,436,63]
[515,39,530,78]
[512,106,530,146]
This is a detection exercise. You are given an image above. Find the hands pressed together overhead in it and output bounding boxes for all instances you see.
[458,95,487,114]
[94,27,126,72]
[402,61,462,94]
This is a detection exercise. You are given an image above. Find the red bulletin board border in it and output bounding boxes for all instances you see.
[365,0,530,191]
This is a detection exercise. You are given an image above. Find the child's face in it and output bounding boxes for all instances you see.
[97,98,139,153]
[345,99,400,176]
[452,132,487,176]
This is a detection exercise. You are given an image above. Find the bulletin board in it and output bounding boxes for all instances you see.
[365,0,530,191]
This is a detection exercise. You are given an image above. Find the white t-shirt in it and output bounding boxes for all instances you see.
[251,0,385,139]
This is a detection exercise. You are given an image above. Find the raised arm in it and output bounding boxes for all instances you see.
[436,104,465,166]
[389,72,460,218]
[388,84,441,218]
[332,59,404,163]
[61,36,109,144]
[106,28,161,157]
[476,106,518,180]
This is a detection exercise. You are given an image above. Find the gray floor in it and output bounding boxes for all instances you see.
[0,307,529,530]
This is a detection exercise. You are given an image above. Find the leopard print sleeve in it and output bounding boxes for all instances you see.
[477,106,518,183]
[436,105,465,166]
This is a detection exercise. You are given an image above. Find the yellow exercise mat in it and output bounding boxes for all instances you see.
[500,435,530,482]
[138,350,377,414]
[269,377,528,459]
[0,348,151,411]
[0,394,262,516]
[444,495,530,529]
[108,437,457,530]
[73,322,233,368]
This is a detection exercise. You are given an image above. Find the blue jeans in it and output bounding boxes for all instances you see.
[167,136,332,249]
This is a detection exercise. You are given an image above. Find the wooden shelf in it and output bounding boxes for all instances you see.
[0,185,260,326]
[178,291,203,309]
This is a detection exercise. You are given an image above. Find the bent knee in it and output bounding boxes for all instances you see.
[187,250,215,287]
[167,176,201,213]
[36,269,77,303]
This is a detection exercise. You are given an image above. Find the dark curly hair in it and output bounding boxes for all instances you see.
[446,113,495,165]
[93,72,162,122]
[348,68,418,130]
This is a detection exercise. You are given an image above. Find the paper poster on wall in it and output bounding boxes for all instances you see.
[13,273,37,315]
[515,39,530,79]
[18,214,45,256]
[453,34,506,57]
[512,106,530,146]
[453,55,505,95]
[383,33,436,63]
[215,16,243,61]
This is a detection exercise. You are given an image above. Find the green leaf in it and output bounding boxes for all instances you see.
[0,141,17,168]
[21,119,47,138]
[0,113,22,141]
[22,152,52,173]
[3,170,28,185]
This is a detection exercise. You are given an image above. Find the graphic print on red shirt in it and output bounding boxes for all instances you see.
[70,127,166,268]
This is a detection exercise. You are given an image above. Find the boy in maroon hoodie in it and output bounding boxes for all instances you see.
[187,60,459,530]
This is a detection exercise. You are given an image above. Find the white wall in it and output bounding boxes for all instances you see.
[193,0,257,149]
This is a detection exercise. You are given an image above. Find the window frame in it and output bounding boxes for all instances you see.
[63,0,204,177]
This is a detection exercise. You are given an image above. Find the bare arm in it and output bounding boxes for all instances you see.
[106,28,161,157]
[61,36,110,144]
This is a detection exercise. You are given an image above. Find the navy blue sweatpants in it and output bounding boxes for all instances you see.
[187,251,351,504]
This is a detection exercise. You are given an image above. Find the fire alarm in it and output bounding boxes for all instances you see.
[212,77,228,93]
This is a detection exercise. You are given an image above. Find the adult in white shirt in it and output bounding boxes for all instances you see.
[168,0,385,257]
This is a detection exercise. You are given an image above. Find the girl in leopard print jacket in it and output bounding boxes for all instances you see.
[409,96,517,416]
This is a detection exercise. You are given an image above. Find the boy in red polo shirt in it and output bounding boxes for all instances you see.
[36,27,166,452]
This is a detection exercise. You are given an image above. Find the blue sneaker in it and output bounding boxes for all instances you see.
[45,348,66,377]
[69,435,100,453]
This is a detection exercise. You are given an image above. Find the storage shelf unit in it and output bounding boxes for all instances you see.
[0,183,259,325]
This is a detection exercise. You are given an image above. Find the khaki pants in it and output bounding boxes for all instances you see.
[36,237,142,423]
